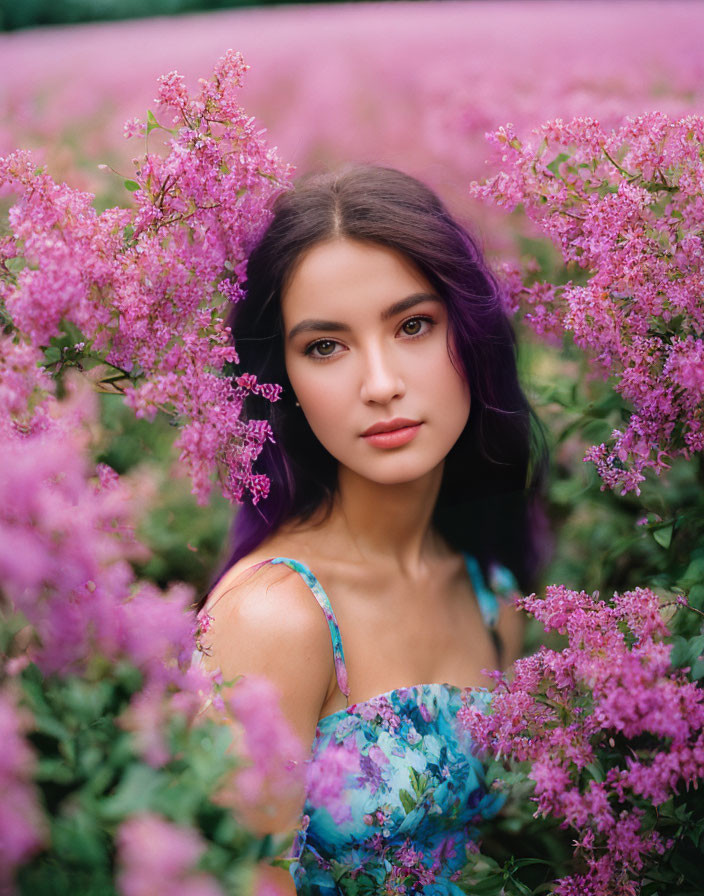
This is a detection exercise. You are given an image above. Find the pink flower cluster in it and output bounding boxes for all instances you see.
[472,113,704,494]
[227,676,306,809]
[0,49,291,506]
[0,351,306,885]
[0,367,213,749]
[0,56,318,891]
[305,742,360,825]
[117,812,223,896]
[461,585,704,895]
[0,690,45,888]
[2,2,703,254]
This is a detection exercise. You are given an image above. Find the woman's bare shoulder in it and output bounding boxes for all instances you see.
[200,551,335,697]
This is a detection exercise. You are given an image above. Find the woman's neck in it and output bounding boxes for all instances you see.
[321,462,447,575]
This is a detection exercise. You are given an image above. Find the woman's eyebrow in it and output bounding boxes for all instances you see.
[286,292,441,341]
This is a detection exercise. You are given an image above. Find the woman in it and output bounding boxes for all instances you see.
[199,165,548,894]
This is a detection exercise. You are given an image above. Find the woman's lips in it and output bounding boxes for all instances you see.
[361,423,422,449]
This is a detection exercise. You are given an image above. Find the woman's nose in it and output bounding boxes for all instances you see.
[359,346,405,405]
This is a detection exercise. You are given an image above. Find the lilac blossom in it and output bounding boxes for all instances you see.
[0,50,291,507]
[472,113,704,494]
[461,585,704,894]
[227,676,306,808]
[0,690,45,891]
[117,813,223,896]
[305,741,360,825]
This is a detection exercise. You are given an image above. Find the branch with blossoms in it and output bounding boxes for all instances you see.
[471,113,704,497]
[0,340,306,895]
[0,52,314,896]
[460,585,704,896]
[458,113,704,896]
[0,48,292,506]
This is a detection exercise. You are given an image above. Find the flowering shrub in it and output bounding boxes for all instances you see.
[0,52,306,896]
[1,48,291,506]
[0,362,309,891]
[462,586,704,895]
[472,114,704,496]
[460,112,704,896]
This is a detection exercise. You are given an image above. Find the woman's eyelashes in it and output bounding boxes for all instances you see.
[302,315,436,361]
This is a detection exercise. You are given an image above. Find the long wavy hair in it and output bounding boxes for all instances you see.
[211,164,549,600]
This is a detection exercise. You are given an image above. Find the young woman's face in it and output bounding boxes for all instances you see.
[282,238,471,486]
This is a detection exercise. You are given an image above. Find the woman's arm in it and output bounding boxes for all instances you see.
[200,562,333,857]
[254,862,298,895]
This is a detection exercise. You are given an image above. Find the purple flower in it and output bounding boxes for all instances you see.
[0,690,45,890]
[117,813,223,896]
[306,742,360,824]
[472,114,704,494]
[462,584,704,891]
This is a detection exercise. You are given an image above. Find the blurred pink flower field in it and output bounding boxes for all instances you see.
[3,6,704,893]
[2,0,703,250]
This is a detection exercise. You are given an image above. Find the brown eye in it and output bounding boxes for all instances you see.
[307,339,338,357]
[402,318,424,336]
[317,340,336,355]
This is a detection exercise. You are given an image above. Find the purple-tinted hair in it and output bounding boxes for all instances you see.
[208,165,548,603]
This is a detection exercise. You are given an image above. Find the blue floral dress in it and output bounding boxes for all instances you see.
[265,555,518,895]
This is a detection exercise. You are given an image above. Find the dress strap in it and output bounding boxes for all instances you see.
[268,557,350,701]
[463,553,520,668]
[463,553,500,628]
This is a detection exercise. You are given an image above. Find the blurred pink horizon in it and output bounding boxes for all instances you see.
[2,0,704,251]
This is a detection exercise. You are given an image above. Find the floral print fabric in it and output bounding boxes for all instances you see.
[267,556,518,895]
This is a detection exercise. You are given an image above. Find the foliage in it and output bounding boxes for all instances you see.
[474,114,704,496]
[97,393,232,596]
[1,48,291,507]
[0,52,303,895]
[463,587,704,895]
[0,0,365,34]
[465,114,704,895]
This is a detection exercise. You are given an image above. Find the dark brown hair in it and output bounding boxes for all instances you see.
[216,164,549,595]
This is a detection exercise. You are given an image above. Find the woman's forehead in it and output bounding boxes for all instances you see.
[281,238,436,328]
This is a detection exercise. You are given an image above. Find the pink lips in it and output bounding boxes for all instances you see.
[361,418,422,449]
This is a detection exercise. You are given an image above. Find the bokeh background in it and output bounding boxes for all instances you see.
[2,0,703,604]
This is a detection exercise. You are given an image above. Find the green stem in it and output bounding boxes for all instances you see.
[602,147,636,179]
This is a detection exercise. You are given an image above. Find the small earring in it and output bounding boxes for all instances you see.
[295,400,300,407]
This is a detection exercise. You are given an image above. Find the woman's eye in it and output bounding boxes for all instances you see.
[304,318,432,358]
[400,316,431,337]
[306,339,339,358]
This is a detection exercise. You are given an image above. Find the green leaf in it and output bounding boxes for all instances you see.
[460,874,505,896]
[399,788,416,814]
[100,763,161,820]
[686,634,704,658]
[32,710,72,743]
[34,757,76,784]
[680,557,704,590]
[52,811,108,866]
[585,760,605,783]
[686,583,704,610]
[124,180,140,192]
[652,523,674,549]
[146,110,161,134]
[43,345,61,365]
[670,635,704,669]
[546,152,570,176]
